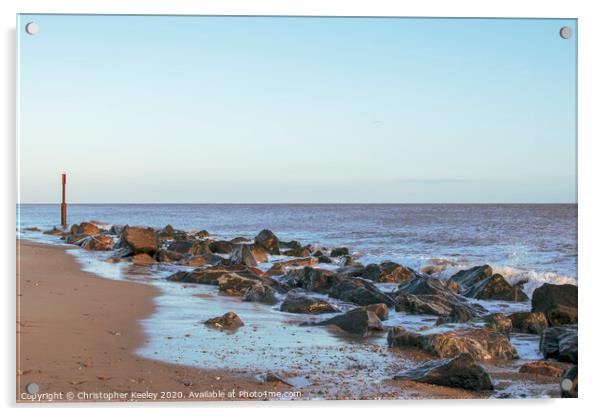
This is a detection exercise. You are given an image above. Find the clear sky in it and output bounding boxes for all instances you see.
[18,15,577,203]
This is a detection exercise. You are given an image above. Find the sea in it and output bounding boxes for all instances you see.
[16,203,577,398]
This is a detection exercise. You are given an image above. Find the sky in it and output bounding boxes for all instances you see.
[18,15,577,203]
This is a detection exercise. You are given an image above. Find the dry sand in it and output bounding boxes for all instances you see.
[16,240,290,403]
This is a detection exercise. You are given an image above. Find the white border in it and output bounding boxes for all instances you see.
[2,0,601,415]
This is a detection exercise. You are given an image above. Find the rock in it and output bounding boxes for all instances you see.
[280,290,338,314]
[166,240,210,256]
[279,240,302,250]
[484,313,513,334]
[131,253,155,265]
[209,240,234,254]
[317,256,332,264]
[357,303,389,321]
[231,244,269,267]
[509,312,548,335]
[364,262,418,283]
[254,229,280,255]
[108,224,125,235]
[317,308,383,336]
[156,249,186,262]
[395,276,486,322]
[43,227,65,236]
[283,246,312,257]
[560,366,578,398]
[532,283,578,326]
[330,247,349,257]
[266,257,318,276]
[78,235,113,251]
[167,265,261,285]
[330,277,395,307]
[230,236,250,244]
[256,371,294,386]
[450,265,493,289]
[518,361,572,378]
[195,230,210,239]
[158,224,175,239]
[393,353,494,391]
[179,256,211,267]
[204,312,244,330]
[63,233,87,244]
[388,326,519,361]
[242,284,278,305]
[72,222,101,236]
[462,274,528,302]
[119,226,158,255]
[299,267,343,293]
[540,325,578,364]
[217,273,260,296]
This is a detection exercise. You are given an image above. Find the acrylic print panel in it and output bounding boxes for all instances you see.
[16,15,577,402]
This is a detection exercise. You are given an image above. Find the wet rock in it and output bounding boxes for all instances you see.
[280,290,338,314]
[532,283,578,326]
[209,240,234,254]
[357,303,389,321]
[266,257,318,276]
[204,312,244,330]
[43,227,65,236]
[119,226,158,255]
[387,325,519,361]
[254,229,280,255]
[167,240,210,256]
[283,246,312,257]
[317,255,333,264]
[71,222,101,236]
[63,233,87,244]
[217,273,260,296]
[518,360,572,378]
[560,366,578,398]
[194,230,210,239]
[157,224,185,240]
[131,253,155,265]
[231,244,269,267]
[363,262,418,283]
[300,267,343,293]
[230,236,251,244]
[242,283,278,305]
[462,274,528,302]
[317,308,382,336]
[509,311,548,335]
[540,325,578,364]
[156,249,186,262]
[179,256,211,267]
[484,313,513,334]
[279,240,302,250]
[450,265,493,289]
[393,353,494,391]
[167,265,261,285]
[78,235,114,251]
[330,247,349,257]
[395,294,451,316]
[108,224,125,235]
[330,277,395,307]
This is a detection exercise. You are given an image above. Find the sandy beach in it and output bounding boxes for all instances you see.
[16,240,290,402]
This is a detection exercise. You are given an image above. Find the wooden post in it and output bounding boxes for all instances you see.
[61,173,67,228]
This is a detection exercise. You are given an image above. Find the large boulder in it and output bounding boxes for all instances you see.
[167,265,261,285]
[158,225,189,241]
[242,283,278,305]
[266,257,318,276]
[330,247,349,257]
[540,325,578,364]
[317,308,383,336]
[330,277,395,307]
[156,249,187,262]
[254,229,280,255]
[280,290,338,314]
[166,240,210,256]
[462,274,528,302]
[71,222,101,236]
[363,262,418,284]
[204,312,244,330]
[217,273,260,296]
[119,226,158,255]
[131,253,155,265]
[283,246,312,257]
[509,312,548,335]
[393,353,494,391]
[230,244,269,267]
[387,325,519,361]
[532,283,578,326]
[357,303,389,321]
[300,267,343,293]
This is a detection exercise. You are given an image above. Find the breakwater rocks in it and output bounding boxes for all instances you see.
[40,221,578,396]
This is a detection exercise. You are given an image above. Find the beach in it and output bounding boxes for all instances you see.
[16,240,290,402]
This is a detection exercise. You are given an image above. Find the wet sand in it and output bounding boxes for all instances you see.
[16,240,290,402]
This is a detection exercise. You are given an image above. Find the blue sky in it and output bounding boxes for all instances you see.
[18,15,577,203]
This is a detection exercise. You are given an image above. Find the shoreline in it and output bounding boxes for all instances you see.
[16,240,291,402]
